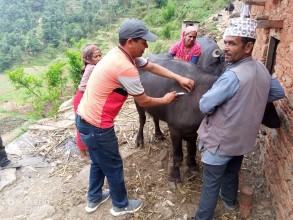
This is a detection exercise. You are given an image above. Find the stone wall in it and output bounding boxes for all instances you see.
[251,0,293,219]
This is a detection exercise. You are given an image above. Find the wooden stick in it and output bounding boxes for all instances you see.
[43,137,67,160]
[123,132,132,148]
[61,150,71,175]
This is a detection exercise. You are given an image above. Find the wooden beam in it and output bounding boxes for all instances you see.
[255,15,269,20]
[257,20,283,29]
[245,0,266,6]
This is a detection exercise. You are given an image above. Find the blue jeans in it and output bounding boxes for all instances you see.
[195,155,243,220]
[76,115,128,207]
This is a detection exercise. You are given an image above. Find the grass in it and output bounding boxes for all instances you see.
[0,68,53,120]
[0,74,28,103]
[0,63,52,103]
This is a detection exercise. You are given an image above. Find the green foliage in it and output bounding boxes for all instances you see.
[142,8,164,26]
[45,62,67,90]
[0,0,120,72]
[155,0,168,8]
[0,0,230,72]
[162,2,176,22]
[66,49,83,89]
[5,63,69,118]
[26,32,43,55]
[6,68,43,98]
[1,0,232,119]
[162,25,171,39]
[149,40,170,54]
[178,0,230,22]
[64,24,83,42]
[161,22,179,40]
[0,53,13,71]
[0,74,21,103]
[65,42,83,89]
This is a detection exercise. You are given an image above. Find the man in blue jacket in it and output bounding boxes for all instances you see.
[194,18,285,220]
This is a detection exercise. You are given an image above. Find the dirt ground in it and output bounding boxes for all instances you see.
[0,97,276,220]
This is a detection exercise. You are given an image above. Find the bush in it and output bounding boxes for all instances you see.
[162,25,172,39]
[45,62,66,89]
[162,2,176,22]
[66,49,83,89]
[155,0,168,8]
[149,40,170,54]
[6,62,69,118]
[144,9,164,26]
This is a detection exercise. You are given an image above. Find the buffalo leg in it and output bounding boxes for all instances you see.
[153,118,165,141]
[135,102,146,148]
[185,135,198,171]
[184,135,198,180]
[168,128,183,187]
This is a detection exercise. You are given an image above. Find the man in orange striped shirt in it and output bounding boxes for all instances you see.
[76,18,195,216]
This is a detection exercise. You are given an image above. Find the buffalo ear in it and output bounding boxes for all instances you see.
[262,102,281,128]
[212,49,221,57]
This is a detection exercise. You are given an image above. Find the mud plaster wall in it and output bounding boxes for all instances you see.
[251,0,293,219]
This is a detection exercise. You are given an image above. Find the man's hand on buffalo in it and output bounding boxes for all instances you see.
[177,76,195,92]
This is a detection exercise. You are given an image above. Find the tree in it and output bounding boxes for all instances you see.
[0,53,13,72]
[66,47,83,89]
[6,68,43,98]
[11,46,23,62]
[45,62,67,91]
[6,61,69,118]
[26,34,43,55]
[64,23,84,43]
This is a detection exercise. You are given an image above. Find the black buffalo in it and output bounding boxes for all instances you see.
[135,40,281,187]
[136,54,221,187]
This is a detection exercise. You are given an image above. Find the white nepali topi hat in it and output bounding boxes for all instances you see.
[223,18,258,39]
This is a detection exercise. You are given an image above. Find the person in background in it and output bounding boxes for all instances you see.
[73,44,102,162]
[168,25,202,64]
[225,2,235,15]
[76,18,195,216]
[240,1,251,18]
[0,135,12,168]
[194,18,285,220]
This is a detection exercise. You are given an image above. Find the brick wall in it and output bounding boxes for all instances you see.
[252,0,293,219]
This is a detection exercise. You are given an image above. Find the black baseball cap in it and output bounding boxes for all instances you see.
[119,18,158,42]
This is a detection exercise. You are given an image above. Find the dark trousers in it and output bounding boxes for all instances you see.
[195,155,243,220]
[76,115,128,207]
[0,135,11,167]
